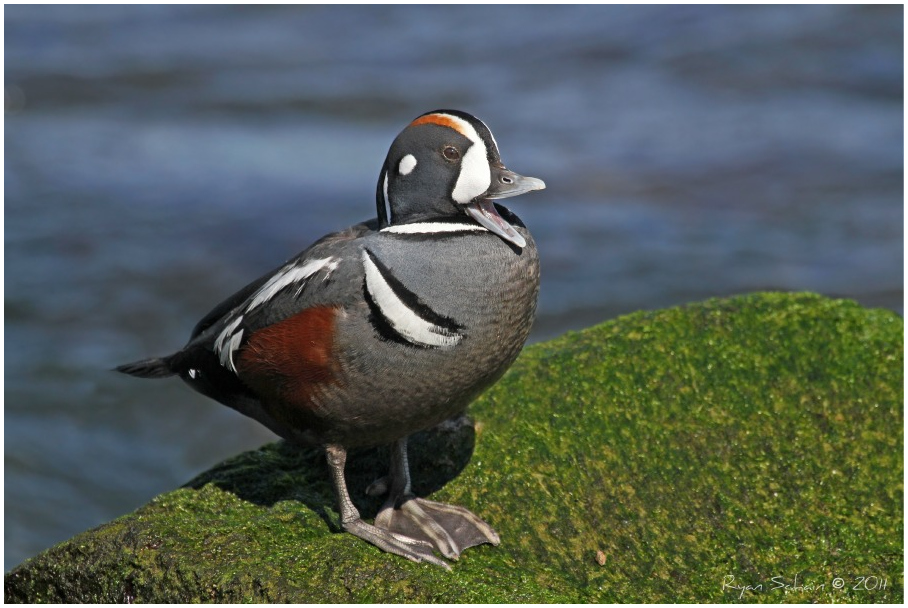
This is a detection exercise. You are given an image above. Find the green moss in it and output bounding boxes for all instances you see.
[5,293,902,602]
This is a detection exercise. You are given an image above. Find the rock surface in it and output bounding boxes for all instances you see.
[5,293,903,602]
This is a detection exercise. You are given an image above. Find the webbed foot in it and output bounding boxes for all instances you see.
[375,494,500,560]
[326,444,452,568]
[326,437,498,569]
[341,516,452,569]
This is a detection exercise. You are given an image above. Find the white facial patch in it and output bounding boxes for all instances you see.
[452,143,491,204]
[398,154,417,176]
[428,113,492,204]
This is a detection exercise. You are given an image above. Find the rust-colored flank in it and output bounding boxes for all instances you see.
[236,306,339,413]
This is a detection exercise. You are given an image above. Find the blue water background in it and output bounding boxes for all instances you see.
[4,5,903,569]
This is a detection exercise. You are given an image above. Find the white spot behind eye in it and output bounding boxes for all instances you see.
[398,154,417,176]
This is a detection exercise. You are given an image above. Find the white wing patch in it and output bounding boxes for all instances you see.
[214,317,244,373]
[213,256,339,373]
[362,250,462,348]
[246,257,339,312]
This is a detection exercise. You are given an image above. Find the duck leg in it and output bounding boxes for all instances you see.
[324,444,449,568]
[372,437,500,560]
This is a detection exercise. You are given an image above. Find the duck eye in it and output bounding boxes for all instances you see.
[442,146,460,161]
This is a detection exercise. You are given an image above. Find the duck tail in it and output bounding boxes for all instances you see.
[114,356,177,379]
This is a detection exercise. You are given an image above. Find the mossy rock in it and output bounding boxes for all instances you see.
[5,292,903,602]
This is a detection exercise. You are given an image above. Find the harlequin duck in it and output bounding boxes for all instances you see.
[117,109,545,568]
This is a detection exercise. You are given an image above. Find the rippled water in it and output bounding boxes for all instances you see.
[4,5,902,569]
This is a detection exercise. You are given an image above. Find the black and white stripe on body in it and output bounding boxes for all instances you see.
[211,256,340,373]
[359,208,536,354]
[208,220,492,373]
[362,247,464,348]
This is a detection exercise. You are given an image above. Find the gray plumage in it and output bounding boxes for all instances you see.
[117,109,545,568]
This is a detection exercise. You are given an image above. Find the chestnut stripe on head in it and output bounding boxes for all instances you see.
[409,113,471,136]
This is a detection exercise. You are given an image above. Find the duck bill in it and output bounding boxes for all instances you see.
[465,199,528,248]
[485,168,546,201]
[464,168,545,248]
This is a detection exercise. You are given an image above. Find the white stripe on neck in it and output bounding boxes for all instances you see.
[382,171,391,225]
[381,222,489,235]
